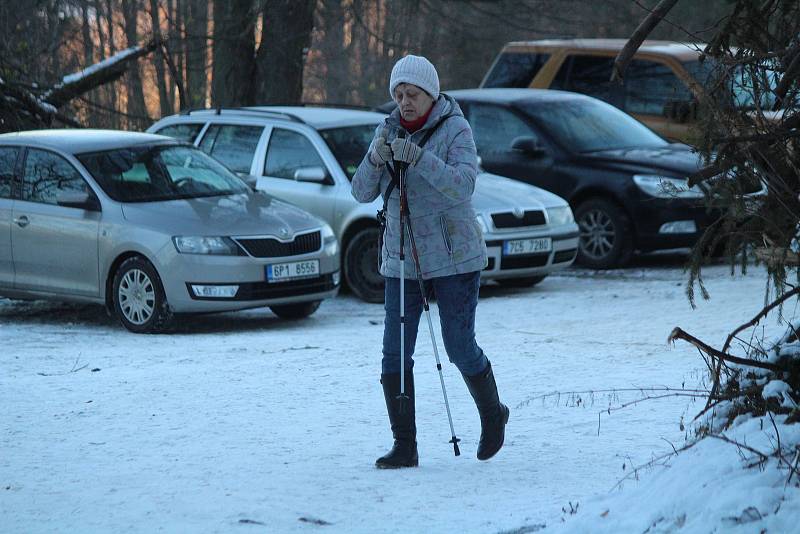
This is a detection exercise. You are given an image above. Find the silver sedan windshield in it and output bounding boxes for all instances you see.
[78,144,250,202]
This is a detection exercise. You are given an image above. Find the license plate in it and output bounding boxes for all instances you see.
[266,260,320,282]
[503,238,552,255]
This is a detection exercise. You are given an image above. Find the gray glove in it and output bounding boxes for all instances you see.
[369,128,393,166]
[390,137,423,166]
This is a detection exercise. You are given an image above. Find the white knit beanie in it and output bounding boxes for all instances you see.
[389,55,440,101]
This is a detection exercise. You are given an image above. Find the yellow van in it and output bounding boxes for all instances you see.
[479,39,778,144]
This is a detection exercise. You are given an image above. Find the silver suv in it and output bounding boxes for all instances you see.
[0,130,340,332]
[148,106,579,302]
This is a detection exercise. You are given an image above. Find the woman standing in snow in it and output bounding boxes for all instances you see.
[351,55,509,468]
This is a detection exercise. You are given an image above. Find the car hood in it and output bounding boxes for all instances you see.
[121,191,323,237]
[580,144,704,176]
[473,171,568,210]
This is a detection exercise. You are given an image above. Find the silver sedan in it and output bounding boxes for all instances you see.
[0,130,340,332]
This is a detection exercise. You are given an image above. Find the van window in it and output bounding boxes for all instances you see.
[551,55,621,106]
[154,123,204,143]
[482,52,549,88]
[0,147,18,198]
[683,59,783,110]
[198,124,263,174]
[264,129,326,180]
[624,59,692,115]
[22,149,92,205]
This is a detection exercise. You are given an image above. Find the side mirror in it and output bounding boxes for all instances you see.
[293,166,328,183]
[511,136,546,157]
[242,174,260,190]
[56,191,100,211]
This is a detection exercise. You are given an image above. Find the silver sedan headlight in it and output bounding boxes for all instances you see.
[633,174,704,199]
[546,206,574,225]
[475,214,490,233]
[321,223,338,255]
[172,236,240,255]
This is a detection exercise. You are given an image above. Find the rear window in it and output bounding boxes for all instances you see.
[198,124,264,174]
[482,52,549,88]
[153,123,204,143]
[0,147,18,198]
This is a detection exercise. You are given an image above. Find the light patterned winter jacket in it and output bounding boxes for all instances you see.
[352,94,488,279]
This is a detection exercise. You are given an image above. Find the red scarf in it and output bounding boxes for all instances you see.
[400,105,434,134]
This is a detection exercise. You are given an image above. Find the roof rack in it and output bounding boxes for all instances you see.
[297,102,379,112]
[247,101,387,114]
[179,107,306,124]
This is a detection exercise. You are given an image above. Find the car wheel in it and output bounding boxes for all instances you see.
[575,199,633,269]
[497,275,546,288]
[344,227,385,303]
[112,256,172,333]
[270,300,321,319]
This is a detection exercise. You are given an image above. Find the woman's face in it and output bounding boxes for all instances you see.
[394,83,434,121]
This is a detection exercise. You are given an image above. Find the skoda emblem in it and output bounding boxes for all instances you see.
[280,227,290,237]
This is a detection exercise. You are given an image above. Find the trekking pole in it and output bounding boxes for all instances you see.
[396,131,410,415]
[397,150,461,458]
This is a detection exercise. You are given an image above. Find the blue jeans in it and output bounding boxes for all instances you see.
[382,271,489,376]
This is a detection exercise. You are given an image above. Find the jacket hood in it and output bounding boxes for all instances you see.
[579,144,704,176]
[120,191,322,238]
[384,93,464,134]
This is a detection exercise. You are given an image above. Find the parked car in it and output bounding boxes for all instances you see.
[0,130,340,333]
[479,39,783,144]
[429,88,754,269]
[148,106,579,302]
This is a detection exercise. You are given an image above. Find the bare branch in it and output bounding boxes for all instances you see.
[611,0,680,82]
[723,286,800,353]
[668,327,783,373]
[706,433,770,462]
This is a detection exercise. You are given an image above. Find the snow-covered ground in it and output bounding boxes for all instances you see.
[2,254,796,533]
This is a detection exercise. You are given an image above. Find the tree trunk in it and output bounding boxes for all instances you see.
[211,0,256,107]
[81,0,95,67]
[317,0,349,104]
[254,0,316,104]
[185,0,208,109]
[122,0,149,128]
[149,0,172,117]
[176,0,186,106]
[166,0,177,106]
[106,0,119,128]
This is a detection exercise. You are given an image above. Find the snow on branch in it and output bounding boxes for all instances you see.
[0,77,79,127]
[42,39,159,108]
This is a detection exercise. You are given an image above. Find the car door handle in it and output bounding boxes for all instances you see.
[13,215,29,227]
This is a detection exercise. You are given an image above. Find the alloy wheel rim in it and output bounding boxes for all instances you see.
[578,209,616,260]
[118,269,155,325]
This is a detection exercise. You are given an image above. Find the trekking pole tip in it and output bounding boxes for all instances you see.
[450,436,461,457]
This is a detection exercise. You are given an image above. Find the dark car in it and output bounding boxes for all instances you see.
[403,88,730,268]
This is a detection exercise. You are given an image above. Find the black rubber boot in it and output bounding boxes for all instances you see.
[463,361,509,461]
[376,372,418,469]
